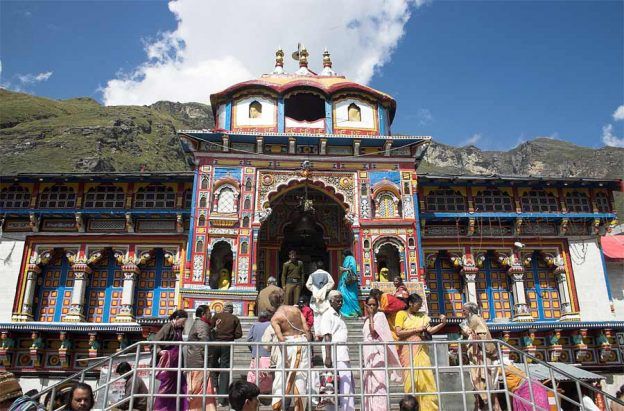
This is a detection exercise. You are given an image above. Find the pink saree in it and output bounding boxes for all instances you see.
[155,348,189,411]
[362,312,402,411]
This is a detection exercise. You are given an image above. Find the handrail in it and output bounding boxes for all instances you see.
[34,338,624,411]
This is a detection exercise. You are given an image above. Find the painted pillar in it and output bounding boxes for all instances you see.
[413,191,425,280]
[277,98,285,133]
[508,261,533,322]
[554,260,579,321]
[325,99,333,134]
[115,263,140,322]
[460,263,478,304]
[64,261,92,322]
[18,264,41,321]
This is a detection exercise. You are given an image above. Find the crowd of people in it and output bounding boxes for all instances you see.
[1,248,622,411]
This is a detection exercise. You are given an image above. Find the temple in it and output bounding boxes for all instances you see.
[0,46,622,387]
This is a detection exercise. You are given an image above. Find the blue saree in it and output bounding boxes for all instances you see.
[338,255,362,317]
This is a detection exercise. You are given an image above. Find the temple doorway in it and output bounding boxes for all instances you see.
[256,184,353,290]
[208,241,233,289]
[375,242,402,281]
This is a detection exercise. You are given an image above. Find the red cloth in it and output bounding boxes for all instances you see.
[301,306,314,329]
[380,293,407,313]
[601,236,624,260]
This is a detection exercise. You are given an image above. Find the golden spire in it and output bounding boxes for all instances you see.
[272,47,285,74]
[322,48,332,68]
[299,45,309,68]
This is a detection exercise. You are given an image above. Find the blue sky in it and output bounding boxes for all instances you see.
[1,0,622,150]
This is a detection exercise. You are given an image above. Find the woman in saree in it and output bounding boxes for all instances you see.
[153,309,189,411]
[337,249,362,318]
[395,293,447,410]
[362,295,403,411]
[493,358,549,411]
[369,288,406,340]
[393,276,409,301]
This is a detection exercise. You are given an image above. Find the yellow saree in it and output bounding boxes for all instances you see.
[395,310,439,410]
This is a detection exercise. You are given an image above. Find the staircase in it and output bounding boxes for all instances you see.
[32,318,624,411]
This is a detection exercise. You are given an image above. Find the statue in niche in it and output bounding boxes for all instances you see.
[249,101,262,119]
[217,268,231,289]
[348,103,361,122]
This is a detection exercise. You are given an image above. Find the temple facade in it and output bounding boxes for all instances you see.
[0,47,622,385]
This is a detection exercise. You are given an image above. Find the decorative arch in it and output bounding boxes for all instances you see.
[373,237,404,281]
[263,178,351,212]
[423,249,464,318]
[212,182,240,214]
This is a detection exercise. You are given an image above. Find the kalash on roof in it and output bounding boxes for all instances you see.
[200,45,413,138]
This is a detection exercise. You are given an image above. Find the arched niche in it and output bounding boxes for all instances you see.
[208,240,233,290]
[374,237,405,280]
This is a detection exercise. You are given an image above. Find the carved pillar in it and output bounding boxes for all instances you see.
[508,260,533,322]
[553,257,579,321]
[115,263,139,322]
[16,264,42,321]
[459,254,478,304]
[64,262,92,322]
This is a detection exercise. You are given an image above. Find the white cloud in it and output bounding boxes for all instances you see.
[102,0,426,106]
[614,105,624,121]
[602,124,624,148]
[463,133,482,146]
[416,108,433,126]
[16,71,53,84]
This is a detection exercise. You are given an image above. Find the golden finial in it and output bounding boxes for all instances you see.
[275,48,284,67]
[323,48,332,68]
[299,45,309,67]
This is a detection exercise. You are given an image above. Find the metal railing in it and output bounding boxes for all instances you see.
[33,338,624,411]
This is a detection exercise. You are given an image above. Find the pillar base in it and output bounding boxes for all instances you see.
[11,313,33,322]
[63,314,85,322]
[113,314,136,323]
[512,314,534,322]
[559,312,581,322]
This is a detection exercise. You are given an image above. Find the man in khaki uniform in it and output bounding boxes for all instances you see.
[256,276,281,315]
[281,250,304,306]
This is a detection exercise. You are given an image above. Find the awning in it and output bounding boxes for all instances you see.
[527,362,604,382]
[601,235,624,259]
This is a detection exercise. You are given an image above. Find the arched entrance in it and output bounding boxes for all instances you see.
[256,183,353,290]
[208,241,233,289]
[374,238,404,281]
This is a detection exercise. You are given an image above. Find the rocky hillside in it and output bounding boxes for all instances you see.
[1,90,621,215]
[0,89,213,173]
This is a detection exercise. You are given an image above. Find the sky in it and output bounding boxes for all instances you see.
[1,0,623,150]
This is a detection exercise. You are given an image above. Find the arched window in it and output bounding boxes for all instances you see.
[408,238,415,248]
[0,185,30,208]
[200,175,209,190]
[425,253,463,318]
[521,190,559,212]
[376,193,397,218]
[38,185,76,208]
[134,185,175,208]
[347,103,361,122]
[242,216,250,227]
[363,239,370,249]
[244,197,251,210]
[245,178,252,191]
[565,191,591,213]
[84,185,125,208]
[425,189,467,212]
[241,241,248,254]
[216,187,237,213]
[199,196,207,209]
[195,240,204,253]
[595,192,611,213]
[249,101,262,118]
[198,214,206,226]
[474,189,513,212]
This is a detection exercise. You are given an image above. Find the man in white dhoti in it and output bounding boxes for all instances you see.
[270,289,312,411]
[319,290,355,411]
[305,260,335,338]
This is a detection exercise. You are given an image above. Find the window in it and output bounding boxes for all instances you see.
[0,185,30,208]
[34,254,73,322]
[521,190,559,212]
[84,186,125,208]
[565,191,591,213]
[595,192,611,213]
[184,190,193,209]
[525,252,561,320]
[241,241,248,254]
[216,187,237,213]
[244,197,251,210]
[134,185,175,208]
[476,254,513,321]
[135,249,176,318]
[426,254,463,318]
[425,189,467,212]
[347,103,361,122]
[242,216,250,227]
[249,101,262,118]
[245,178,252,191]
[408,238,415,248]
[199,196,207,209]
[195,240,204,253]
[200,176,209,190]
[38,185,76,208]
[474,189,513,212]
[198,214,206,226]
[377,193,397,218]
[86,254,123,323]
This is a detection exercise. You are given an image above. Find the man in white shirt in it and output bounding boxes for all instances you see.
[305,260,335,338]
[318,290,354,411]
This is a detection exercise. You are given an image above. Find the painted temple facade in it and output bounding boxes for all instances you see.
[0,47,622,382]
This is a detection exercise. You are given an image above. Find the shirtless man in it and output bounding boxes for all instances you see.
[270,290,311,411]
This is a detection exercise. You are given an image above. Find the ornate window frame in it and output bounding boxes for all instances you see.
[0,185,30,208]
